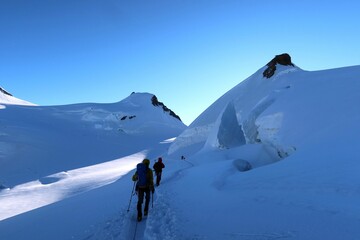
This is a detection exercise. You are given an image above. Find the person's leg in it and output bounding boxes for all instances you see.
[137,189,144,219]
[144,188,151,215]
[156,172,161,186]
[158,172,162,184]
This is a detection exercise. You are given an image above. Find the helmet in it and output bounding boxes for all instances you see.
[142,159,150,166]
[158,157,162,162]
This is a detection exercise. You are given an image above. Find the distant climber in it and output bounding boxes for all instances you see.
[153,157,165,186]
[132,159,154,221]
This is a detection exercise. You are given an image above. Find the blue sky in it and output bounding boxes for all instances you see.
[1,0,359,125]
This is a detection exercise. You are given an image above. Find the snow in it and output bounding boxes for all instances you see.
[1,64,360,239]
[0,87,36,107]
[0,152,144,221]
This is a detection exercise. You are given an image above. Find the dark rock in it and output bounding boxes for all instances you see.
[151,95,182,121]
[0,87,13,96]
[263,53,294,78]
[120,115,136,121]
[233,159,252,172]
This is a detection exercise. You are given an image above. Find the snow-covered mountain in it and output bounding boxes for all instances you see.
[0,92,185,187]
[169,54,360,167]
[0,86,36,107]
[164,54,360,239]
[1,55,360,240]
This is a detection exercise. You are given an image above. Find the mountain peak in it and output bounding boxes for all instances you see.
[0,86,13,96]
[125,92,182,122]
[263,53,295,78]
[0,86,36,106]
[151,95,182,121]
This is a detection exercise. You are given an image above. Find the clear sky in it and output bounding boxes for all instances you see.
[1,0,359,125]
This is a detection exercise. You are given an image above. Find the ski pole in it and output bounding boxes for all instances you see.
[127,181,136,212]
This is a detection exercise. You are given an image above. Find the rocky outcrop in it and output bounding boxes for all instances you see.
[263,53,294,78]
[151,95,182,121]
[0,87,13,96]
[120,115,136,120]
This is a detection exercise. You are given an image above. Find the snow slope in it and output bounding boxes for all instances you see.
[1,62,360,240]
[0,92,185,219]
[164,63,360,239]
[169,64,360,166]
[0,92,185,184]
[0,86,36,107]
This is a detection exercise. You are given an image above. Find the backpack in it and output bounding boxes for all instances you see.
[153,162,164,172]
[136,163,148,187]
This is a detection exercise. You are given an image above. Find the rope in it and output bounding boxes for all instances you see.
[183,159,195,167]
[132,219,139,240]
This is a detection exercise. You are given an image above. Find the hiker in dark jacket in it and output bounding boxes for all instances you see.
[153,157,165,186]
[132,159,154,221]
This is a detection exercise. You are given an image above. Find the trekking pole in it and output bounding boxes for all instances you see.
[151,190,154,208]
[127,181,136,212]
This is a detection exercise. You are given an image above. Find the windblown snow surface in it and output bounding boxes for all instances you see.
[1,64,360,240]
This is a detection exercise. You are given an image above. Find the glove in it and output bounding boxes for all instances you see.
[132,174,138,182]
[151,186,155,194]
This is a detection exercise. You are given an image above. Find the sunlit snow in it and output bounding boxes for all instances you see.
[1,65,360,240]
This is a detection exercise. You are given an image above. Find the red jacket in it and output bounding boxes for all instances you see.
[153,161,165,173]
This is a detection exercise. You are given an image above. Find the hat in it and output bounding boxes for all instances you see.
[142,159,150,166]
[158,157,162,162]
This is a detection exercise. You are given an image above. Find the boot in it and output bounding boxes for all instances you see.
[137,208,142,222]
